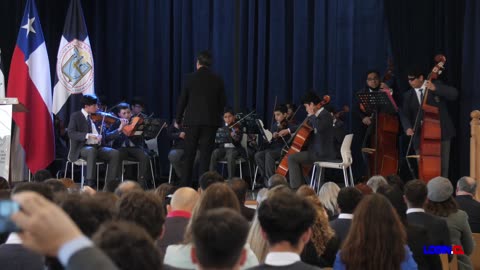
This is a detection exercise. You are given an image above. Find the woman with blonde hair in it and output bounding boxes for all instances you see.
[318,182,340,220]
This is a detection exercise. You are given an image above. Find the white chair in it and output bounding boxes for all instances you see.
[217,133,251,179]
[145,122,167,185]
[64,159,107,189]
[251,160,279,190]
[310,134,354,193]
[121,159,155,188]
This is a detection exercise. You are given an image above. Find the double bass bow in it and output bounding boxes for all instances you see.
[275,95,331,177]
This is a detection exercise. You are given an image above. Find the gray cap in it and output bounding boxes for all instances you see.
[427,176,453,202]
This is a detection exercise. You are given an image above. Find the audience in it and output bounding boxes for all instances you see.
[366,175,388,192]
[0,176,10,190]
[267,174,288,189]
[114,180,143,197]
[198,171,224,193]
[191,208,250,270]
[334,194,417,270]
[93,221,163,270]
[44,178,68,193]
[230,177,255,221]
[425,176,474,270]
[329,187,363,244]
[12,182,54,201]
[318,182,340,220]
[249,188,318,269]
[386,174,405,192]
[455,176,480,233]
[33,169,53,182]
[158,187,199,253]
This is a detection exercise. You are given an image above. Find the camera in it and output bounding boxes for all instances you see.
[0,200,20,233]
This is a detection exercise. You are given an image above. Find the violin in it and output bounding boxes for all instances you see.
[90,111,120,126]
[122,115,144,137]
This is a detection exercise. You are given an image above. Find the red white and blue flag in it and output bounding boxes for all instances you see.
[6,0,54,173]
[0,48,5,98]
[53,0,94,122]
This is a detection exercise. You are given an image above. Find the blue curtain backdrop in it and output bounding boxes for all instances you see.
[0,0,475,181]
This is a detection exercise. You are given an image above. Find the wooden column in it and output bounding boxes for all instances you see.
[470,110,480,200]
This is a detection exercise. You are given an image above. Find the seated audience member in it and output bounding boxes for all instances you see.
[116,191,166,241]
[198,171,224,193]
[334,194,417,270]
[93,221,163,270]
[153,183,177,213]
[158,187,199,253]
[404,180,451,248]
[267,174,288,189]
[354,180,373,195]
[425,177,474,269]
[11,192,119,270]
[378,185,441,270]
[386,174,405,192]
[164,183,259,269]
[329,187,363,244]
[318,182,340,220]
[248,188,318,269]
[366,175,388,193]
[0,176,10,190]
[44,178,68,193]
[296,186,340,268]
[455,176,480,233]
[33,169,52,182]
[229,177,255,221]
[191,208,250,270]
[12,182,54,201]
[114,180,143,197]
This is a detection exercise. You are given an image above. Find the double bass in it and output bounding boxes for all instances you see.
[406,55,446,182]
[276,95,330,176]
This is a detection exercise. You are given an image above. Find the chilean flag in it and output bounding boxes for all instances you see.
[6,0,54,173]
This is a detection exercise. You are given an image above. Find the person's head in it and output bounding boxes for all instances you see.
[456,176,477,196]
[377,185,408,226]
[93,221,163,270]
[257,189,315,253]
[285,103,297,120]
[425,176,458,217]
[33,169,52,182]
[407,67,426,89]
[191,208,249,270]
[267,174,288,189]
[44,179,68,193]
[403,179,427,208]
[116,191,165,240]
[0,177,10,190]
[341,194,407,270]
[318,182,340,217]
[116,102,132,119]
[223,108,236,126]
[167,187,199,213]
[273,105,288,123]
[304,196,335,256]
[130,98,145,115]
[153,183,176,208]
[12,182,54,201]
[365,70,381,90]
[366,175,388,192]
[114,181,143,197]
[386,174,405,192]
[196,50,212,69]
[81,94,99,113]
[296,185,316,198]
[337,187,363,214]
[302,91,321,113]
[198,171,224,192]
[229,178,249,204]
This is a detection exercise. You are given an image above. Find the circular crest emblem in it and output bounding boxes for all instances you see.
[57,39,94,94]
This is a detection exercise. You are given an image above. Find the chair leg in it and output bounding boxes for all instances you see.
[310,164,317,189]
[239,162,243,179]
[252,166,258,191]
[80,164,85,189]
[71,162,75,181]
[149,160,155,188]
[316,167,324,194]
[103,165,109,190]
[168,164,173,184]
[64,161,69,179]
[97,163,101,191]
[121,161,125,182]
[342,167,348,187]
[348,166,354,186]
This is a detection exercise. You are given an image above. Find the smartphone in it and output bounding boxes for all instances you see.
[0,200,20,233]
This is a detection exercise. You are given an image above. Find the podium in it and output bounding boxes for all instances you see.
[356,90,399,176]
[0,98,28,182]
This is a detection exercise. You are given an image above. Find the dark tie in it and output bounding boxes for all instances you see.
[419,89,424,103]
[87,115,93,133]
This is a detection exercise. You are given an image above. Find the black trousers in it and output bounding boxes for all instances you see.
[180,126,218,187]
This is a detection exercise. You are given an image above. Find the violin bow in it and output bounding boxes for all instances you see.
[229,110,256,128]
[270,96,277,128]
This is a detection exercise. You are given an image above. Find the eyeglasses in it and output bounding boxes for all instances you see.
[408,77,417,81]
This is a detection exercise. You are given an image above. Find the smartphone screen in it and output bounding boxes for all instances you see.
[0,200,20,233]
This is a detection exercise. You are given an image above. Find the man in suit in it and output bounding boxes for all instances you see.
[176,50,226,187]
[455,176,480,233]
[107,102,150,188]
[287,91,337,189]
[329,187,363,245]
[67,95,121,188]
[157,187,199,253]
[399,67,458,177]
[167,119,200,181]
[404,180,451,248]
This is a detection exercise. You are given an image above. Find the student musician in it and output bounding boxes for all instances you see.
[67,95,121,189]
[209,109,244,179]
[254,104,295,186]
[107,102,151,188]
[287,91,337,189]
[167,119,200,180]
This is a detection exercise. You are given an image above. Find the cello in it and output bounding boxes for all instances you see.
[276,95,331,177]
[406,55,446,182]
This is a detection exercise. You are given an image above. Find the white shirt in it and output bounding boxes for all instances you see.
[314,107,324,117]
[264,251,301,266]
[406,208,425,214]
[338,213,353,219]
[5,233,22,244]
[82,109,100,144]
[414,88,424,104]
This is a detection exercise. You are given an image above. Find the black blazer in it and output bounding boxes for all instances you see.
[67,111,91,162]
[399,81,458,141]
[306,108,337,160]
[406,211,451,247]
[157,216,190,254]
[329,218,352,245]
[0,244,44,270]
[455,195,480,233]
[107,121,146,150]
[406,224,442,270]
[176,67,226,127]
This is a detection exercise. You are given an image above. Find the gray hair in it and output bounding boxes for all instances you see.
[318,182,340,216]
[457,176,477,195]
[366,175,388,193]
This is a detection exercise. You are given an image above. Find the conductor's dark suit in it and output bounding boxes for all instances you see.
[176,66,226,186]
[67,110,120,184]
[399,81,457,177]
